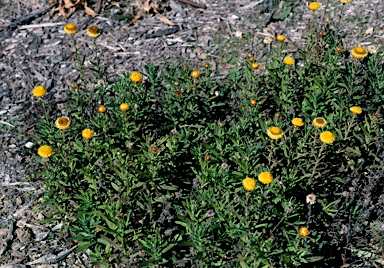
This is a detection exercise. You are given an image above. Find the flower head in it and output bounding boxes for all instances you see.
[250,99,257,106]
[151,146,159,153]
[82,129,94,139]
[191,70,201,79]
[306,194,316,204]
[367,45,377,54]
[340,0,352,3]
[312,117,327,128]
[55,116,70,130]
[299,226,310,238]
[64,23,78,35]
[38,145,54,158]
[351,46,368,59]
[32,85,47,98]
[349,106,362,115]
[292,118,304,127]
[284,57,295,66]
[242,177,256,191]
[336,46,343,52]
[320,131,336,144]
[267,127,283,140]
[258,172,273,184]
[86,25,101,38]
[204,63,210,68]
[263,37,273,44]
[251,62,259,69]
[248,56,255,62]
[97,105,107,113]
[309,2,321,10]
[119,103,130,111]
[130,71,143,83]
[276,35,286,42]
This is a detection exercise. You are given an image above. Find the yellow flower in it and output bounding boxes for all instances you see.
[351,47,368,59]
[340,0,351,3]
[55,116,70,130]
[267,127,283,140]
[349,106,362,115]
[32,85,47,98]
[292,118,304,127]
[276,35,286,42]
[86,25,101,38]
[309,2,320,10]
[130,71,143,83]
[82,129,94,139]
[284,57,295,66]
[242,177,256,191]
[248,56,255,62]
[336,46,343,52]
[97,105,107,113]
[320,131,336,144]
[191,70,201,79]
[151,146,159,153]
[119,103,130,111]
[64,23,78,35]
[312,117,327,128]
[299,226,310,238]
[251,62,259,69]
[250,99,257,106]
[258,172,273,184]
[38,145,54,158]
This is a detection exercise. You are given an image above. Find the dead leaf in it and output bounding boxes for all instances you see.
[156,14,174,26]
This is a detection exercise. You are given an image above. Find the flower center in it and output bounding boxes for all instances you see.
[355,47,365,54]
[58,118,68,125]
[270,127,282,135]
[315,118,324,124]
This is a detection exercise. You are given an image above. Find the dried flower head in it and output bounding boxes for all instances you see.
[263,37,273,44]
[119,103,130,112]
[299,226,310,238]
[151,146,159,153]
[38,145,54,158]
[367,45,377,54]
[204,63,210,69]
[320,131,336,144]
[64,23,78,35]
[242,177,256,191]
[313,117,327,128]
[251,62,259,69]
[349,106,362,115]
[284,57,295,66]
[267,127,283,140]
[258,172,273,185]
[82,129,94,139]
[86,25,101,38]
[306,194,316,204]
[336,46,343,52]
[175,90,182,96]
[292,118,304,127]
[250,99,257,106]
[221,162,228,169]
[205,154,211,161]
[190,70,201,79]
[32,85,47,98]
[55,116,70,130]
[351,46,368,59]
[309,2,320,10]
[97,105,107,113]
[130,71,143,83]
[276,35,286,42]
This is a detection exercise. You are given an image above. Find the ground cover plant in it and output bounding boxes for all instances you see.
[29,1,384,267]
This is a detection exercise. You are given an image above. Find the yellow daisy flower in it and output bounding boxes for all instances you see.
[340,0,352,3]
[250,99,257,106]
[82,129,94,139]
[97,105,107,113]
[351,47,368,59]
[267,127,283,140]
[55,116,70,130]
[276,35,286,42]
[64,23,78,35]
[312,117,327,128]
[251,62,259,69]
[119,103,130,111]
[292,118,304,127]
[242,177,256,191]
[299,226,310,238]
[38,145,54,158]
[86,26,101,38]
[320,131,336,144]
[284,57,295,66]
[130,71,143,83]
[191,70,201,79]
[32,85,47,98]
[258,172,273,184]
[349,106,362,115]
[309,2,320,10]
